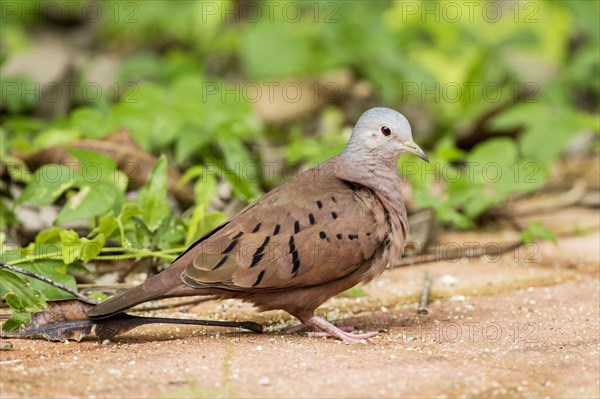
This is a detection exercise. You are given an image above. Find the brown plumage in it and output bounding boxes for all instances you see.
[87,107,428,342]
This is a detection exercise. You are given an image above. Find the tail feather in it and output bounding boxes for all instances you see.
[87,264,197,319]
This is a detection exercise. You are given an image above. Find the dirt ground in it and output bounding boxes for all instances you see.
[1,206,599,398]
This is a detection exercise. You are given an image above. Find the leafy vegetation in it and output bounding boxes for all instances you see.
[0,1,597,328]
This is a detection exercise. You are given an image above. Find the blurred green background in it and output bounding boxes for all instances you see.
[0,1,598,326]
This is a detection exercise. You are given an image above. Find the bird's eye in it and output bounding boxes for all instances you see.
[380,125,392,136]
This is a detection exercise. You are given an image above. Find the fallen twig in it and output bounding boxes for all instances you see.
[491,179,587,216]
[0,262,96,304]
[417,271,432,315]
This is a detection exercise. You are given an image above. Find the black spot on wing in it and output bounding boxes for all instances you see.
[308,213,315,225]
[252,223,261,233]
[319,231,327,239]
[289,236,300,274]
[348,234,359,240]
[336,233,343,240]
[273,224,281,235]
[291,252,300,274]
[331,212,337,219]
[294,220,300,234]
[252,270,266,287]
[250,252,265,268]
[316,200,323,209]
[258,236,271,252]
[250,236,271,268]
[331,196,337,203]
[212,255,229,270]
[222,239,239,254]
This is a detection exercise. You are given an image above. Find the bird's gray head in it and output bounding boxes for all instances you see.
[342,107,428,163]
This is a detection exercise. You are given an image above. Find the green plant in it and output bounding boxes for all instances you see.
[1,155,227,330]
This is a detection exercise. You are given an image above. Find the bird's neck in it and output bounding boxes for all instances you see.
[336,152,401,194]
[333,154,405,215]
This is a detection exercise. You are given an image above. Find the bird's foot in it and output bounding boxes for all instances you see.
[282,322,312,335]
[283,321,358,335]
[300,315,379,343]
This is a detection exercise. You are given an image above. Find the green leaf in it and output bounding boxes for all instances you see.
[69,107,111,139]
[194,171,217,207]
[58,229,84,264]
[79,234,106,262]
[135,155,170,230]
[175,123,214,163]
[90,211,119,237]
[90,291,108,302]
[1,75,38,114]
[153,217,186,250]
[0,270,45,307]
[70,149,118,180]
[218,139,262,201]
[3,309,31,331]
[521,222,557,245]
[55,181,120,225]
[18,261,78,300]
[119,203,144,222]
[32,128,79,150]
[17,165,76,205]
[35,227,64,244]
[179,165,217,207]
[519,108,583,163]
[241,19,315,79]
[468,138,517,169]
[286,129,347,165]
[0,270,46,331]
[67,261,91,274]
[0,261,77,331]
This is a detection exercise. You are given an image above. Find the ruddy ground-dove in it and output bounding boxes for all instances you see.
[87,107,429,342]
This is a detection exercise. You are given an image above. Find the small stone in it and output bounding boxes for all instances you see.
[259,377,271,386]
[440,275,458,286]
[0,342,13,351]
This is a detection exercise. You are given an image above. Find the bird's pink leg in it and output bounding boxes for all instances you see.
[283,321,358,335]
[282,322,312,334]
[299,315,379,343]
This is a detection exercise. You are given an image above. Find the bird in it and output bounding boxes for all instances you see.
[87,107,429,342]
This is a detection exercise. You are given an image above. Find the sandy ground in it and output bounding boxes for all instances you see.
[1,207,599,398]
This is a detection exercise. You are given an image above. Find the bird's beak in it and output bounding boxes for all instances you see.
[403,141,429,163]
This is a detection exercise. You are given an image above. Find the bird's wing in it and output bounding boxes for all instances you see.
[181,165,387,291]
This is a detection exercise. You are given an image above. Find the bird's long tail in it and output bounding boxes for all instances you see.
[87,263,201,319]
